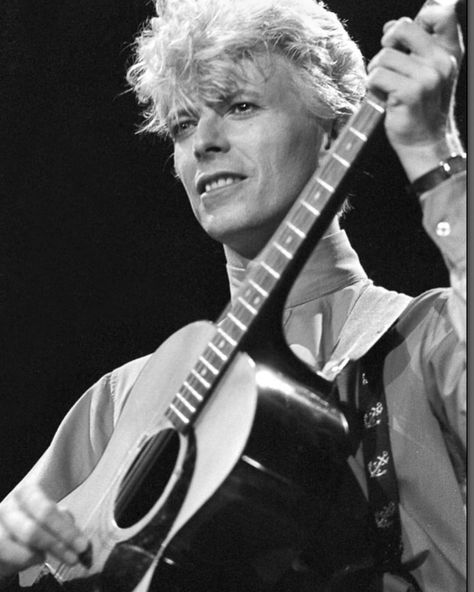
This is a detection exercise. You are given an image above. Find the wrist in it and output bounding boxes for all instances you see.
[410,152,466,197]
[395,138,457,182]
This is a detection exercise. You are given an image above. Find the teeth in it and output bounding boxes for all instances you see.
[204,177,239,193]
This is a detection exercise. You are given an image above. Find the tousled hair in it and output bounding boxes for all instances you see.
[127,0,366,138]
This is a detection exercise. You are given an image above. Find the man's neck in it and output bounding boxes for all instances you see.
[223,217,341,270]
[222,218,369,307]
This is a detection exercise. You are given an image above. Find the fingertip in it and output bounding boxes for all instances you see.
[381,16,414,45]
[63,550,79,566]
[383,20,397,34]
[366,55,377,73]
[74,535,90,554]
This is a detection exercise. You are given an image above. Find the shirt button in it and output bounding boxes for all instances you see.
[436,221,451,236]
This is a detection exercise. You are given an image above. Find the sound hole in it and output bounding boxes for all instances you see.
[115,428,180,528]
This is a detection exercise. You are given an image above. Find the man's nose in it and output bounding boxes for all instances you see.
[192,112,230,159]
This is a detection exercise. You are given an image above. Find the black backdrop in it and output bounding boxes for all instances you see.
[0,0,466,499]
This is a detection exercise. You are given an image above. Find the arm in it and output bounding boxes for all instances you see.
[367,2,466,442]
[0,353,149,584]
[0,374,115,583]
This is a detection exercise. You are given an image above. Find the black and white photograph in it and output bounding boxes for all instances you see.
[0,1,467,590]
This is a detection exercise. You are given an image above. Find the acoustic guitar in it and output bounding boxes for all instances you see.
[22,1,456,589]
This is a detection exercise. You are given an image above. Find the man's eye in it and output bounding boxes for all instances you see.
[231,102,256,114]
[172,119,196,139]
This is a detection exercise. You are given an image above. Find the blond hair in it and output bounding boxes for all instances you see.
[127,0,366,137]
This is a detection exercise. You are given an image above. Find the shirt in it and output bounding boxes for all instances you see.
[14,172,466,591]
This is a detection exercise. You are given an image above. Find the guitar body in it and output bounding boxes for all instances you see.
[24,320,371,592]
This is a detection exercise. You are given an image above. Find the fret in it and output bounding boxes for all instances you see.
[265,247,290,275]
[286,220,306,239]
[355,109,382,131]
[208,341,228,361]
[194,360,212,382]
[238,296,258,315]
[169,402,190,425]
[199,355,219,375]
[260,261,281,279]
[316,177,334,193]
[332,152,350,168]
[349,126,367,142]
[183,380,204,401]
[301,199,320,217]
[292,207,316,236]
[273,241,293,260]
[192,368,211,388]
[176,391,196,413]
[249,279,269,297]
[233,301,256,328]
[228,312,248,332]
[217,326,237,346]
[242,285,264,309]
[366,98,385,114]
[278,226,298,250]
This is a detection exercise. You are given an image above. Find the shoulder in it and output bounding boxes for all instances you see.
[105,354,153,424]
[396,287,451,338]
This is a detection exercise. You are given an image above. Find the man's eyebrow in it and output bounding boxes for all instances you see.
[169,108,195,120]
[224,88,263,101]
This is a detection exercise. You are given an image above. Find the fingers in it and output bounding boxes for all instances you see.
[367,14,459,113]
[0,484,90,576]
[416,2,464,62]
[368,45,456,99]
[15,486,89,556]
[364,6,464,178]
[379,7,463,65]
[0,520,44,577]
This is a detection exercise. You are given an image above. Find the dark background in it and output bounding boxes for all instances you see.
[0,0,466,499]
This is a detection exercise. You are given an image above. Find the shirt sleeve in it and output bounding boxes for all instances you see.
[419,171,466,344]
[417,171,466,447]
[3,355,151,504]
[4,373,116,503]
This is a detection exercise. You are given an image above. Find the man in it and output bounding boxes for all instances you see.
[0,0,465,591]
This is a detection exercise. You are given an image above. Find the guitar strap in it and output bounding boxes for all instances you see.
[357,324,426,592]
[320,290,427,591]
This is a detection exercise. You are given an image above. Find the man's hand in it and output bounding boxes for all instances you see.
[0,483,89,581]
[367,1,464,180]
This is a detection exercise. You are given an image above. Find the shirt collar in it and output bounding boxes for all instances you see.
[224,229,367,307]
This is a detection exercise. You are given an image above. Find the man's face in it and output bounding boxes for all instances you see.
[172,55,328,258]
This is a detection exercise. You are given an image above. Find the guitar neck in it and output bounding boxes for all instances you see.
[165,92,386,433]
[165,0,457,432]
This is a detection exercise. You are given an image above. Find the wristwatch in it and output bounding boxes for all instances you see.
[411,153,466,196]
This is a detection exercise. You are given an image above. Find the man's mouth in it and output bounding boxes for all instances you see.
[204,176,241,193]
[196,173,246,195]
